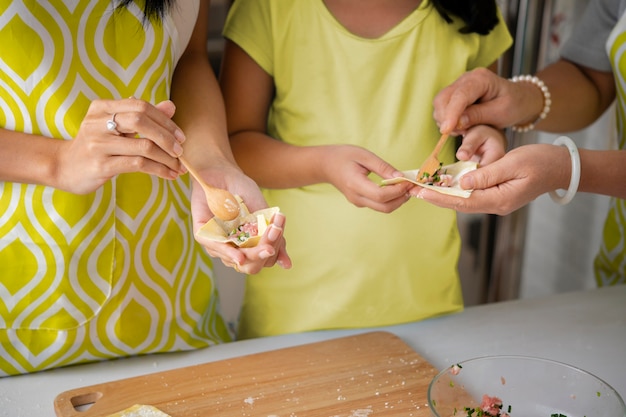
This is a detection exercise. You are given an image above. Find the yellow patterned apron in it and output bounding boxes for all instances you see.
[594,10,626,286]
[0,0,229,376]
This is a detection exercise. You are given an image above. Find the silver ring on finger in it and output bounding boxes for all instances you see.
[106,113,120,135]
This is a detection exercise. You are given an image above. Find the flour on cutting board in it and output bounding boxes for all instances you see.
[54,333,436,417]
[104,404,171,417]
[235,365,428,417]
[350,407,374,417]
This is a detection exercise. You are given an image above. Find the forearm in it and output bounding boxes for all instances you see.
[578,149,626,199]
[535,145,626,200]
[0,130,61,187]
[530,60,615,132]
[230,132,326,189]
[171,54,236,171]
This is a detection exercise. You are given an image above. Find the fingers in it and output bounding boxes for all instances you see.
[340,147,412,212]
[456,126,507,165]
[456,101,509,131]
[154,100,177,118]
[433,68,505,133]
[275,245,292,270]
[457,161,504,192]
[240,213,291,273]
[200,212,291,275]
[187,167,291,274]
[435,89,475,134]
[361,183,411,213]
[101,151,184,179]
[256,212,291,269]
[80,98,189,178]
[415,156,527,216]
[434,70,484,133]
[94,130,185,178]
[343,170,411,213]
[416,187,505,215]
[89,98,184,157]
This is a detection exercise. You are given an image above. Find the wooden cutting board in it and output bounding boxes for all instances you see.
[54,331,440,417]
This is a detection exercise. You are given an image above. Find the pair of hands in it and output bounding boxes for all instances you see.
[422,68,563,215]
[188,162,291,274]
[321,124,507,214]
[57,97,289,274]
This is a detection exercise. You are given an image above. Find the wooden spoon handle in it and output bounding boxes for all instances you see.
[179,155,211,189]
[430,133,449,159]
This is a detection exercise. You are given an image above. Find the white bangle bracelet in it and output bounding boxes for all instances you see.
[549,136,580,205]
[510,75,552,133]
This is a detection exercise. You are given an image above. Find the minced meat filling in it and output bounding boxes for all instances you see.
[229,221,259,243]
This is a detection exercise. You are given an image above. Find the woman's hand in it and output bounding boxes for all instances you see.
[321,145,413,213]
[54,98,186,194]
[416,143,570,215]
[433,68,526,135]
[190,162,291,274]
[197,212,290,275]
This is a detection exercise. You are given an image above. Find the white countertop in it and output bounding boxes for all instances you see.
[2,285,625,416]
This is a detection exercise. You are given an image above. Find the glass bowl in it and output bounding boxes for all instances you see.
[427,355,625,417]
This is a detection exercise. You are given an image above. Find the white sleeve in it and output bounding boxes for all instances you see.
[559,0,626,72]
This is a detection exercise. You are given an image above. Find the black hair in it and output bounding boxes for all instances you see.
[117,1,499,34]
[116,0,175,23]
[431,0,500,35]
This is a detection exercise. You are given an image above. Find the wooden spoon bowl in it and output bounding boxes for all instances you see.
[417,133,449,183]
[179,156,240,221]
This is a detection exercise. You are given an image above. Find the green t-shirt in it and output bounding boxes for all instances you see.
[224,0,513,338]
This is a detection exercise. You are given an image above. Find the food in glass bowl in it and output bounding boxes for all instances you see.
[427,356,625,417]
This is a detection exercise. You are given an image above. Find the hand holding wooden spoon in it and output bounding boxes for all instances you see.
[179,155,240,221]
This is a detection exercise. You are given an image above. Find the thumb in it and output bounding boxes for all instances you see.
[372,158,403,180]
[459,163,504,191]
[155,100,176,118]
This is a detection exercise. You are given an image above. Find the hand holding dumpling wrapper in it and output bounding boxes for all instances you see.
[196,195,280,248]
[381,160,478,198]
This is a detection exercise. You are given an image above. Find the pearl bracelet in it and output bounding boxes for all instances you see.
[549,136,580,205]
[509,75,552,133]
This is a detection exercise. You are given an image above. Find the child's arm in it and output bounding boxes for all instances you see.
[220,40,320,188]
[220,41,413,213]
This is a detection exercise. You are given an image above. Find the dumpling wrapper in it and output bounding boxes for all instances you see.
[381,160,478,198]
[106,404,171,417]
[196,196,280,248]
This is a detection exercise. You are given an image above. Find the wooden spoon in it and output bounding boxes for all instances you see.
[417,133,449,183]
[179,156,240,221]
